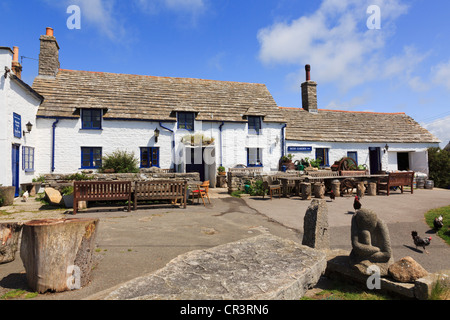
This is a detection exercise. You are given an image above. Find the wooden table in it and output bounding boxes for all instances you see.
[277,176,306,197]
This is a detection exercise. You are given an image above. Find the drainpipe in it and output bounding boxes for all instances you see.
[51,119,59,172]
[159,122,175,170]
[219,121,224,167]
[281,124,287,158]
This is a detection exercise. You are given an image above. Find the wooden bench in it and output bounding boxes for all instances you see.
[377,172,414,196]
[73,181,132,215]
[134,180,187,210]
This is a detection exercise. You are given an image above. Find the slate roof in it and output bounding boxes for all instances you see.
[279,107,441,144]
[32,69,285,123]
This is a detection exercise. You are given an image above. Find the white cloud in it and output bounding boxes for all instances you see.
[432,59,450,91]
[257,0,424,92]
[135,0,206,16]
[73,0,125,40]
[422,115,450,148]
[43,0,127,41]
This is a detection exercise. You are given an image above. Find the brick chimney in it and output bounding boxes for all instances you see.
[38,27,60,78]
[11,46,22,79]
[301,64,318,113]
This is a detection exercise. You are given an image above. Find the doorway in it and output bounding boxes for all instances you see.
[369,147,381,174]
[397,152,410,171]
[185,147,206,181]
[11,144,20,197]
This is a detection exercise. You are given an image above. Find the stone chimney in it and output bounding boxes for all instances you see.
[301,64,318,113]
[38,27,60,78]
[11,46,22,79]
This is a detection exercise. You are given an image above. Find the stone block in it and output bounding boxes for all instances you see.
[302,200,329,250]
[102,234,327,300]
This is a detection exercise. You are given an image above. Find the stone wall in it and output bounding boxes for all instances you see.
[40,170,200,189]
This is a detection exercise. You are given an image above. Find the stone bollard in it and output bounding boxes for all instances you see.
[313,182,325,199]
[301,182,311,200]
[367,182,377,196]
[302,199,330,250]
[357,182,366,198]
[331,180,341,197]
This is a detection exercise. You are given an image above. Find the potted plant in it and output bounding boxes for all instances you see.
[217,166,226,176]
[280,154,295,171]
[61,186,74,208]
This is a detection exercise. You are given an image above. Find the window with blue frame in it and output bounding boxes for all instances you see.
[22,147,35,172]
[347,151,358,165]
[140,147,160,168]
[177,112,194,131]
[315,148,329,167]
[81,147,102,169]
[247,148,263,167]
[248,116,261,135]
[81,109,102,129]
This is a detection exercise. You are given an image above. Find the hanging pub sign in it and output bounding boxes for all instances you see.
[13,113,22,138]
[288,146,312,152]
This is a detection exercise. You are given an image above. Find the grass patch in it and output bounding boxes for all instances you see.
[425,205,450,246]
[302,279,397,301]
[230,190,244,198]
[429,274,450,300]
[1,289,38,300]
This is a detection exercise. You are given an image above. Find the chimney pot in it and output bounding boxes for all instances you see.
[305,64,311,81]
[46,27,54,36]
[13,46,19,62]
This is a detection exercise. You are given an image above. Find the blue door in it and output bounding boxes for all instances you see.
[12,144,20,197]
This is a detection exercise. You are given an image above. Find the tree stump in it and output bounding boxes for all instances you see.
[20,218,99,293]
[301,183,311,200]
[0,223,23,264]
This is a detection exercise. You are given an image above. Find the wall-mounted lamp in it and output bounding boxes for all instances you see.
[275,136,280,146]
[383,144,389,153]
[23,121,33,136]
[154,128,160,143]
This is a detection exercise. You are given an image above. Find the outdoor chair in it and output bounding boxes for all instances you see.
[191,181,211,206]
[263,181,281,200]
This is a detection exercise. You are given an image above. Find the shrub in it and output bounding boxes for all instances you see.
[428,147,450,189]
[100,150,139,174]
[66,173,93,181]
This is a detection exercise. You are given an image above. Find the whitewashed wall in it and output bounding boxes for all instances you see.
[285,140,439,175]
[35,117,285,175]
[0,49,41,187]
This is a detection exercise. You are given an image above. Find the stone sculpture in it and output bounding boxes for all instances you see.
[349,208,394,276]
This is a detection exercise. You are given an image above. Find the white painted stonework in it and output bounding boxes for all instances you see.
[35,117,285,178]
[285,140,436,175]
[0,48,41,188]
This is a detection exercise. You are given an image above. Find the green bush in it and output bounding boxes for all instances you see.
[66,173,93,181]
[428,147,450,189]
[100,150,139,174]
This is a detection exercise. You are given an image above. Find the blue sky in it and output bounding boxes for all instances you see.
[2,0,449,147]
